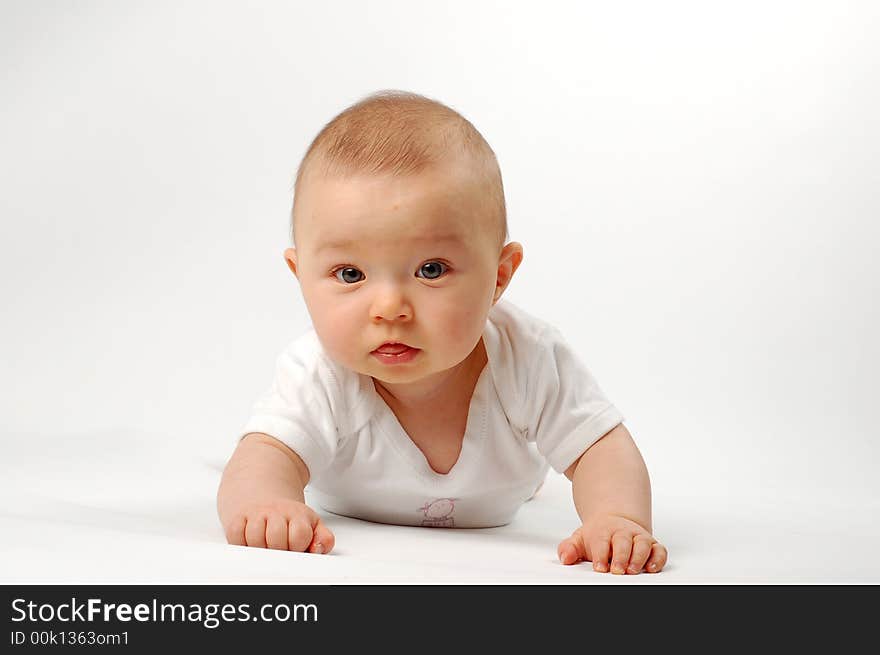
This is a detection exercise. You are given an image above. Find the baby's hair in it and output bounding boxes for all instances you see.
[290,89,508,249]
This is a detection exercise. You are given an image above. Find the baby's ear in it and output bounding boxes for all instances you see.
[283,247,299,278]
[493,241,524,303]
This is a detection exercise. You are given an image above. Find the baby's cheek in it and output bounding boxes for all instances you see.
[449,302,486,338]
[313,315,357,361]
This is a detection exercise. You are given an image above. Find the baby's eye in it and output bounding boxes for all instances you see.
[332,266,365,284]
[416,261,448,280]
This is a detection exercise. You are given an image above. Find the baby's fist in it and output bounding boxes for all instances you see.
[223,498,334,555]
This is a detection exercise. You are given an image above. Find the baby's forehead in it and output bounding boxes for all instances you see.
[300,172,492,244]
[303,165,478,204]
[312,230,472,256]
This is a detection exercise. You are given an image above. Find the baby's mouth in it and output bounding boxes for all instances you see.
[372,342,415,355]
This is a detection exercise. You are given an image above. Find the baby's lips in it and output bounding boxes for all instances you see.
[373,342,414,354]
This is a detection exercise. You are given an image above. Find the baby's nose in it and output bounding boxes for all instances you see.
[370,287,413,322]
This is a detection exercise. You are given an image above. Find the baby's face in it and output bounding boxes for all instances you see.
[286,166,519,388]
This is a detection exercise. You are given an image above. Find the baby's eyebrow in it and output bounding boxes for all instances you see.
[317,233,464,253]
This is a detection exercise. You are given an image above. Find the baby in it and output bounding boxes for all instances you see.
[217,90,668,574]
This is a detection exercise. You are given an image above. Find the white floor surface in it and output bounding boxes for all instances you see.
[2,429,877,585]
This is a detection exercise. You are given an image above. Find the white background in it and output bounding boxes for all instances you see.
[2,1,878,583]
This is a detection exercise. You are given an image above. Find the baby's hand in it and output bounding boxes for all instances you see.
[557,515,667,574]
[222,498,335,554]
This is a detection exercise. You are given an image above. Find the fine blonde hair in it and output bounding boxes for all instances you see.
[290,90,508,249]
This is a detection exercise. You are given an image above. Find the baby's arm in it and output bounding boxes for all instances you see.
[217,433,334,554]
[557,423,667,573]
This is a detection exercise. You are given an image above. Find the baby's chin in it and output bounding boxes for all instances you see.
[333,349,465,385]
[365,363,428,385]
[319,351,414,378]
[323,348,423,377]
[361,352,442,384]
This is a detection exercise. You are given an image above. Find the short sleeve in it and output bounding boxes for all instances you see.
[525,325,625,474]
[238,336,342,477]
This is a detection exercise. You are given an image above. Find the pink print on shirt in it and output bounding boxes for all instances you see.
[418,498,457,527]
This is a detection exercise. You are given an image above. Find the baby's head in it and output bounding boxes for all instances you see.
[284,90,523,389]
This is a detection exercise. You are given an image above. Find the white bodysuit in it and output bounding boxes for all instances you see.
[239,299,624,528]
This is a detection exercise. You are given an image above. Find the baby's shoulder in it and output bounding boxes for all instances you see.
[488,299,561,360]
[279,328,375,436]
[485,300,565,423]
